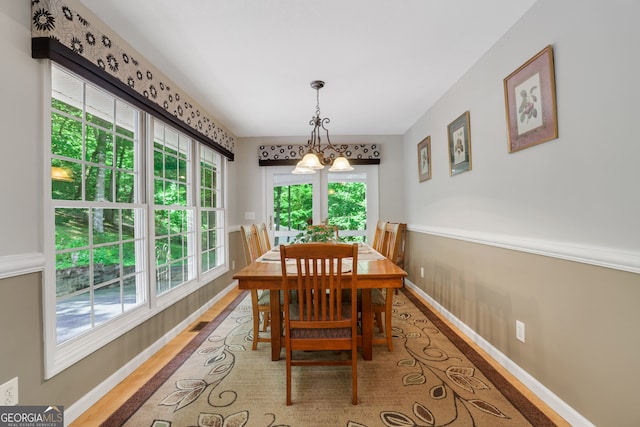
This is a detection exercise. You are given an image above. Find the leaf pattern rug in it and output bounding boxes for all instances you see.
[101,289,557,426]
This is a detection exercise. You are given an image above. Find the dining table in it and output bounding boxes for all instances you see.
[233,243,408,361]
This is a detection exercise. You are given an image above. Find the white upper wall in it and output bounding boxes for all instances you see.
[0,2,42,257]
[402,0,640,255]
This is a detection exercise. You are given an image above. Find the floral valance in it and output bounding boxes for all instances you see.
[31,0,234,160]
[258,144,381,166]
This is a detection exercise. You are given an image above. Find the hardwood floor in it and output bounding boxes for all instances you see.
[71,286,568,426]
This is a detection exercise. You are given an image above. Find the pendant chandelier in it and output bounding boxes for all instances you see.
[292,80,353,174]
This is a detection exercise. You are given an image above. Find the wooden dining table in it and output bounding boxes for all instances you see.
[233,245,407,361]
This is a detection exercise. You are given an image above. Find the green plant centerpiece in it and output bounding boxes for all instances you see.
[293,225,339,243]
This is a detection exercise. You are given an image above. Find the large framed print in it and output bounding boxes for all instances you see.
[504,45,558,153]
[417,136,431,182]
[447,111,471,176]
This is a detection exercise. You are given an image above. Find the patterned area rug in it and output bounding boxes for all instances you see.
[102,289,557,426]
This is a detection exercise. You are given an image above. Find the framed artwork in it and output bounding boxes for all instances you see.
[447,111,471,176]
[417,136,431,182]
[504,45,558,153]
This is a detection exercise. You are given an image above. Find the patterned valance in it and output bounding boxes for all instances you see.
[258,144,381,166]
[31,0,234,160]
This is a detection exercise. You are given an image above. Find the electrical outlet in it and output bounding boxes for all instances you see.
[0,377,18,406]
[516,320,525,343]
[420,267,424,278]
[231,260,235,270]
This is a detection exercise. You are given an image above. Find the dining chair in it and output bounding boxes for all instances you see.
[371,222,407,351]
[280,242,359,405]
[255,222,271,253]
[240,224,271,350]
[371,220,387,253]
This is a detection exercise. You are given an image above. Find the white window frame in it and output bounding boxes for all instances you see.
[43,62,229,378]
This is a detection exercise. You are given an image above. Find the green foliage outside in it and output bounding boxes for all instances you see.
[274,181,367,243]
[51,97,188,270]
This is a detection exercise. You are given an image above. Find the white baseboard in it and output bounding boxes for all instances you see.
[63,281,238,426]
[404,280,594,427]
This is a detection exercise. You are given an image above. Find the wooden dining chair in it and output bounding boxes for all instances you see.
[371,220,387,253]
[280,242,359,405]
[240,224,271,350]
[371,222,407,351]
[255,222,271,253]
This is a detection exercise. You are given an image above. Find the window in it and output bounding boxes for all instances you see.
[45,64,227,377]
[199,146,225,273]
[152,120,195,294]
[50,65,146,344]
[266,165,378,245]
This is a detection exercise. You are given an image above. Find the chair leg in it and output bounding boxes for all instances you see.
[385,290,394,352]
[351,347,358,405]
[286,350,292,405]
[251,291,260,351]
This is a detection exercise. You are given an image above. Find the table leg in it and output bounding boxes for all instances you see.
[269,289,282,361]
[361,288,373,360]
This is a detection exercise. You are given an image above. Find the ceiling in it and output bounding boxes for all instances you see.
[79,0,536,138]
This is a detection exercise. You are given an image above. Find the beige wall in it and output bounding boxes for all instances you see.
[405,232,640,426]
[401,1,640,424]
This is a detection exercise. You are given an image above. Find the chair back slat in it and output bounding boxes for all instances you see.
[240,224,261,264]
[380,223,407,264]
[255,222,271,254]
[281,243,357,328]
[371,220,387,253]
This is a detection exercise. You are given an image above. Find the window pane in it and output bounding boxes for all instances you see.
[92,208,120,245]
[94,283,122,326]
[93,244,121,286]
[115,135,134,171]
[85,85,114,129]
[56,292,91,344]
[56,250,90,297]
[85,124,114,166]
[115,99,136,137]
[51,111,83,160]
[55,208,89,250]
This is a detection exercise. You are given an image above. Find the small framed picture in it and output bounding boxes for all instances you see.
[504,45,558,153]
[417,136,431,182]
[447,111,471,176]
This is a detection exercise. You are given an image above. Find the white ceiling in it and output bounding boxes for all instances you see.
[79,0,536,138]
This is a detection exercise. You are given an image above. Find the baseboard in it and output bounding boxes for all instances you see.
[404,280,594,427]
[63,281,238,425]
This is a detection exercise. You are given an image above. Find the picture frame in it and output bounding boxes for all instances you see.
[447,111,471,176]
[417,136,431,182]
[504,45,558,153]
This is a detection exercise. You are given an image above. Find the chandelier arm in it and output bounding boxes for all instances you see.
[292,80,352,173]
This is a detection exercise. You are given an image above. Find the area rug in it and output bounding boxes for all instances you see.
[102,289,557,426]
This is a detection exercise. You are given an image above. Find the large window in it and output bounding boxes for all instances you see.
[46,64,227,377]
[152,120,195,294]
[200,146,225,273]
[51,66,146,344]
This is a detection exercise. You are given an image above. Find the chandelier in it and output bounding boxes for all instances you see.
[292,80,353,174]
